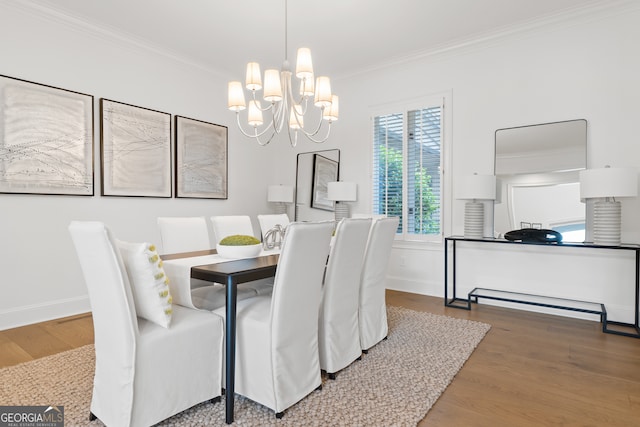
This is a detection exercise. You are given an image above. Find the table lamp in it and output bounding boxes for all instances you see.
[456,173,496,239]
[267,184,294,214]
[327,181,357,221]
[579,166,637,245]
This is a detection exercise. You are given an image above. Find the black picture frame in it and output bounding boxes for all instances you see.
[100,99,172,197]
[0,74,94,196]
[311,154,339,211]
[174,116,228,199]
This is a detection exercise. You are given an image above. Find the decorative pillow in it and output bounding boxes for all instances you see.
[117,240,173,328]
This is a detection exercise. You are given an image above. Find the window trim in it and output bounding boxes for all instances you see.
[369,91,452,244]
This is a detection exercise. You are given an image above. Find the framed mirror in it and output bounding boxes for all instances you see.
[295,149,340,221]
[494,119,587,242]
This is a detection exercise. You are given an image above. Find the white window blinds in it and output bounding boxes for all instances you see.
[372,102,442,240]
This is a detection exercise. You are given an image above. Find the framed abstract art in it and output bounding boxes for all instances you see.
[0,75,94,196]
[175,116,228,199]
[311,153,339,211]
[100,99,171,197]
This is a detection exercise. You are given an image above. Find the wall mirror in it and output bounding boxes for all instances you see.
[295,149,340,221]
[494,119,587,242]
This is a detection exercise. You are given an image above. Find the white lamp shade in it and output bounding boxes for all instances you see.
[579,167,638,200]
[289,104,303,130]
[247,100,263,127]
[263,69,283,102]
[456,174,497,200]
[299,74,314,97]
[314,76,332,108]
[327,182,357,202]
[322,95,339,122]
[245,62,262,91]
[267,185,294,203]
[295,47,314,79]
[227,81,246,111]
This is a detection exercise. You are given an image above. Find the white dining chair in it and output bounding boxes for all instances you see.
[257,213,290,242]
[318,218,372,379]
[210,215,256,244]
[157,216,210,254]
[158,216,258,308]
[212,221,334,418]
[210,215,274,295]
[358,216,399,352]
[68,221,224,427]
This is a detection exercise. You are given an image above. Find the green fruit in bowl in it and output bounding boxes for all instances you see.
[217,235,262,259]
[219,235,261,246]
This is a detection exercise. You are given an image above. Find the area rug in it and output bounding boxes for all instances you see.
[0,306,490,426]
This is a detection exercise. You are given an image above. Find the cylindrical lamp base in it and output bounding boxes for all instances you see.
[464,201,485,239]
[334,202,350,222]
[273,202,287,215]
[593,200,621,246]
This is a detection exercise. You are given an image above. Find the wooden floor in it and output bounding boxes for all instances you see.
[1,291,639,426]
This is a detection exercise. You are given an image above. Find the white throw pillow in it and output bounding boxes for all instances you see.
[117,240,173,328]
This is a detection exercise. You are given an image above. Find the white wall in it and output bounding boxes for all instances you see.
[3,3,640,329]
[0,3,285,329]
[335,4,640,323]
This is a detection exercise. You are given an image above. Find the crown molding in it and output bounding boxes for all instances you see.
[337,0,640,81]
[1,0,228,78]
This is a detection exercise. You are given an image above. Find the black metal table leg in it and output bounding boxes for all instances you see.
[225,276,237,424]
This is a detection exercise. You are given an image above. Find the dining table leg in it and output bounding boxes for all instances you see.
[225,276,237,424]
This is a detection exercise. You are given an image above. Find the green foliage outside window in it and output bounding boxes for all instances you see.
[377,145,439,234]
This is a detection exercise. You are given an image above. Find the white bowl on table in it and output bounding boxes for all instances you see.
[216,243,262,259]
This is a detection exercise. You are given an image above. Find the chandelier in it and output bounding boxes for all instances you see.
[227,0,338,147]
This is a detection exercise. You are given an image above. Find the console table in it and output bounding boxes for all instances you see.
[444,236,640,338]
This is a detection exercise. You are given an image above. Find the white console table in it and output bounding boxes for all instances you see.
[444,236,640,338]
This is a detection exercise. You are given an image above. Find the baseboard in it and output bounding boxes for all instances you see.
[386,275,441,297]
[0,296,91,330]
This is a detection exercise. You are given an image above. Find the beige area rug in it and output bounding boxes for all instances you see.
[0,306,490,426]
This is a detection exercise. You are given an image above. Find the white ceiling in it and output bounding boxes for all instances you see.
[29,0,612,79]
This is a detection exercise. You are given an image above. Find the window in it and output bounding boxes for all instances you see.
[372,97,444,241]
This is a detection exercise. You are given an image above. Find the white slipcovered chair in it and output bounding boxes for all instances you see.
[210,215,274,295]
[68,221,223,427]
[212,221,334,418]
[351,213,387,220]
[359,216,400,352]
[318,218,372,379]
[210,215,255,244]
[157,216,210,254]
[257,213,290,246]
[157,216,258,309]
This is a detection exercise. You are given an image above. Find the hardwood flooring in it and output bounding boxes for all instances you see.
[1,291,639,426]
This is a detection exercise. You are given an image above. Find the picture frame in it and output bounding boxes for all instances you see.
[0,74,94,196]
[311,153,339,211]
[175,116,228,199]
[100,99,172,197]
